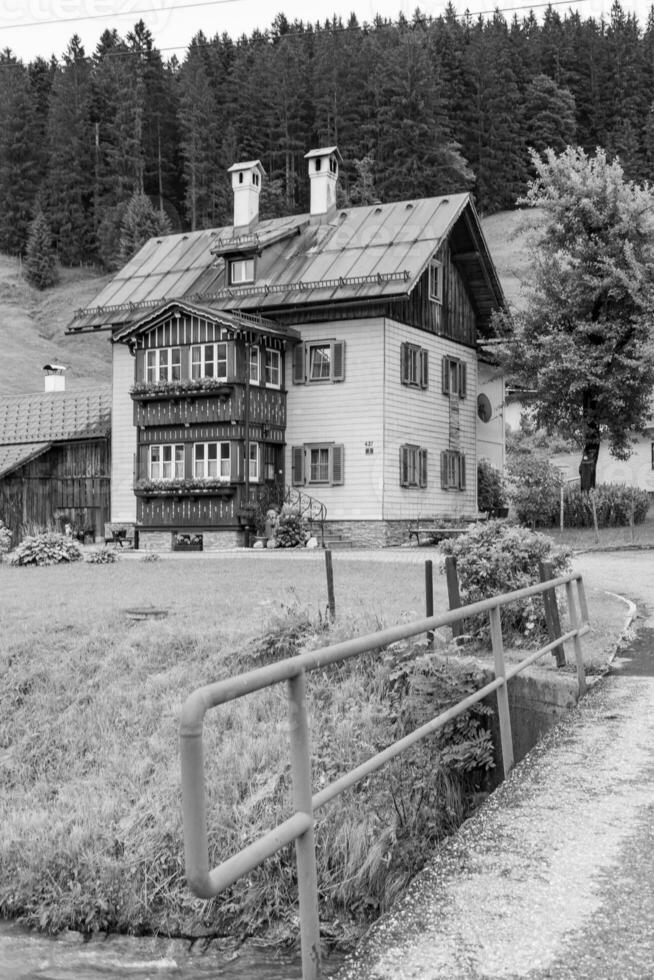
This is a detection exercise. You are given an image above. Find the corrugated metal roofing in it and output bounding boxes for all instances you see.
[0,386,112,470]
[69,193,504,332]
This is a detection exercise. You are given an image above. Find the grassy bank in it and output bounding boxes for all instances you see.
[0,557,493,945]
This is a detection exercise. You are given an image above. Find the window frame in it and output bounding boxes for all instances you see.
[149,443,185,481]
[429,260,443,304]
[249,346,261,385]
[399,444,428,488]
[193,441,231,481]
[293,340,346,384]
[401,342,429,389]
[191,342,228,381]
[145,347,182,383]
[264,348,281,388]
[229,257,255,285]
[441,356,467,398]
[440,450,466,491]
[291,443,344,486]
[248,441,260,482]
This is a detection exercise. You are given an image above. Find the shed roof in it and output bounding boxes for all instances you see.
[68,193,504,334]
[0,386,111,477]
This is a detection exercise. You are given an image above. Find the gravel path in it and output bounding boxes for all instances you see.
[332,549,654,979]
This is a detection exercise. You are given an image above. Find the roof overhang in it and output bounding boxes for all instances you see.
[111,299,301,345]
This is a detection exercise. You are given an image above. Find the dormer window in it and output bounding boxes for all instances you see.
[229,257,254,285]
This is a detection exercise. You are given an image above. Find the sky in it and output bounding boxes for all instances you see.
[1,0,652,64]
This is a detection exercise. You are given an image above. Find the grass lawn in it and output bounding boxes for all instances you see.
[0,548,625,944]
[543,511,654,552]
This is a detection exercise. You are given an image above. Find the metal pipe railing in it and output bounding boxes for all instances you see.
[180,571,589,979]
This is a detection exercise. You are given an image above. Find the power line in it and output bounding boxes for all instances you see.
[1,0,243,32]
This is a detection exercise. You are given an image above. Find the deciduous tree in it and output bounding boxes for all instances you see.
[494,146,654,488]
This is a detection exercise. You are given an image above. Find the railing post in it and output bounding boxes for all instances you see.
[445,555,464,643]
[489,605,514,777]
[287,671,321,980]
[325,549,336,621]
[425,559,434,646]
[566,580,587,698]
[538,560,566,667]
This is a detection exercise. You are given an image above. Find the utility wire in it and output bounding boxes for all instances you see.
[1,0,243,31]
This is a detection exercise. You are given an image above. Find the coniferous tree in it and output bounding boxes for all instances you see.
[0,54,41,253]
[524,74,576,158]
[24,210,59,289]
[118,190,171,264]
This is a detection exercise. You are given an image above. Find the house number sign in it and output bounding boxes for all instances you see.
[365,441,374,455]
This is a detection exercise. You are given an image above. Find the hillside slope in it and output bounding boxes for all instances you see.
[0,256,112,396]
[0,210,533,396]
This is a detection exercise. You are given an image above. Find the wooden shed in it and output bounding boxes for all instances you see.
[0,385,111,545]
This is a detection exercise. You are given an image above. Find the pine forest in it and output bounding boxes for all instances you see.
[2,2,654,270]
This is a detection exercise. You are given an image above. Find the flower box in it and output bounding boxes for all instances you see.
[130,380,234,402]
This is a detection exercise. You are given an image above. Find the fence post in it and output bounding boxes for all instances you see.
[538,561,566,667]
[287,671,321,980]
[425,559,434,646]
[324,549,336,621]
[444,555,464,642]
[489,605,514,778]
[565,581,588,698]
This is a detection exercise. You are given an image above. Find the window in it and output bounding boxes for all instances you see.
[149,444,185,481]
[248,442,259,482]
[146,347,181,383]
[401,343,428,388]
[265,348,281,388]
[400,445,428,488]
[194,442,231,480]
[293,340,345,384]
[229,258,254,284]
[291,443,344,486]
[429,260,443,303]
[441,450,466,490]
[191,342,228,380]
[442,356,467,398]
[249,346,261,384]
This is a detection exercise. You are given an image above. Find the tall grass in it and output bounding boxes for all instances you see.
[0,589,494,945]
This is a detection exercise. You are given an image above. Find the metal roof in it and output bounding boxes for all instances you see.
[68,193,505,334]
[0,386,111,478]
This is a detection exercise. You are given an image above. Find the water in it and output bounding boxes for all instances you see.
[0,921,348,979]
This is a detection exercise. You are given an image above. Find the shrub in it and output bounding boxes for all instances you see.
[562,482,649,528]
[0,519,12,556]
[508,455,562,528]
[9,533,83,567]
[477,458,507,515]
[140,551,161,562]
[440,520,571,643]
[85,547,119,564]
[274,510,309,548]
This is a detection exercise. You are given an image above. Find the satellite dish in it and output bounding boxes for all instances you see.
[477,394,492,423]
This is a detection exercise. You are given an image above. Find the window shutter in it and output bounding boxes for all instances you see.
[419,448,428,487]
[440,450,449,489]
[420,349,429,389]
[442,357,450,395]
[459,453,467,489]
[291,445,305,485]
[331,444,344,485]
[332,340,345,381]
[459,362,467,399]
[292,343,305,384]
[400,445,409,487]
[135,348,145,381]
[400,343,408,384]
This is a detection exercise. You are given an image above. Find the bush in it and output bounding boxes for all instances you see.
[9,533,83,567]
[440,520,571,643]
[562,482,649,528]
[274,510,309,548]
[85,547,119,564]
[0,519,12,556]
[508,455,562,528]
[477,458,507,515]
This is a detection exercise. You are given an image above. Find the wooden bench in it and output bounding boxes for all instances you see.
[104,524,135,548]
[408,514,489,546]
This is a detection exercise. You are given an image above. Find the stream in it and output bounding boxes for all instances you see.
[0,921,347,979]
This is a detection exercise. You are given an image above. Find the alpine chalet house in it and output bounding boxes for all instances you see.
[67,148,505,550]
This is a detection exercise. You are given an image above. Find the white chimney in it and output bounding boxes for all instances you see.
[43,364,66,392]
[227,160,265,230]
[305,147,342,219]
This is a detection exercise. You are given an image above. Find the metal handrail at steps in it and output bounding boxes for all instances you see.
[180,572,589,980]
[284,486,327,547]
